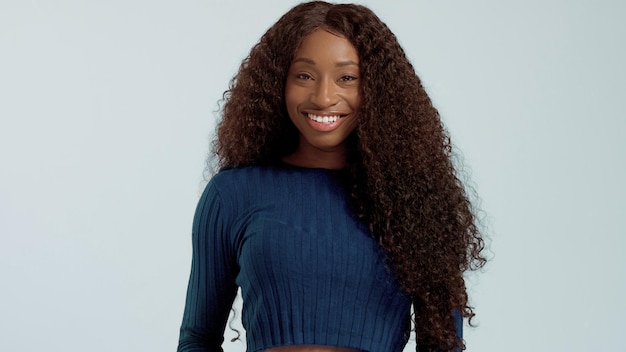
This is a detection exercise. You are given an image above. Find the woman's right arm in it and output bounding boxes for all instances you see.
[177,182,239,352]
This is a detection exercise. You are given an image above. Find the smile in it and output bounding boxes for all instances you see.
[307,113,341,124]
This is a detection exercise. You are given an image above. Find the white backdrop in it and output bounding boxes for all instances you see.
[1,0,625,351]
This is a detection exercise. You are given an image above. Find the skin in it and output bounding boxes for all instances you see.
[282,28,361,170]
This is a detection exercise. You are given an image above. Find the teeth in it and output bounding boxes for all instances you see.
[307,113,340,124]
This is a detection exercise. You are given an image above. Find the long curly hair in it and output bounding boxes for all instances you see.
[214,1,486,351]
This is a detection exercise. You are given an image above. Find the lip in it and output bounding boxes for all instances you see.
[302,111,350,132]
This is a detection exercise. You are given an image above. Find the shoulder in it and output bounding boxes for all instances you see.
[204,166,287,206]
[193,167,269,231]
[209,166,278,194]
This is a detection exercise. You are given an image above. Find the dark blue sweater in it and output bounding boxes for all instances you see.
[178,165,461,352]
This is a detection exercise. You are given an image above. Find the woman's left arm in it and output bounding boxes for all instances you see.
[452,309,463,352]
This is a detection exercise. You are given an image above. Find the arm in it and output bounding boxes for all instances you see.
[177,182,239,352]
[452,309,463,352]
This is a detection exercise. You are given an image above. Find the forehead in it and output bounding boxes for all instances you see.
[292,29,359,64]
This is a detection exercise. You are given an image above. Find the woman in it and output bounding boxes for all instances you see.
[178,2,486,352]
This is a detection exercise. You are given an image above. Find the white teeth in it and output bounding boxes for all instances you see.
[307,113,340,124]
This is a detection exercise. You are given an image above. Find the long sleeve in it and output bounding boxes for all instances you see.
[177,182,239,352]
[453,309,463,352]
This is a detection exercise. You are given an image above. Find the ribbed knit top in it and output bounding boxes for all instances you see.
[178,165,425,352]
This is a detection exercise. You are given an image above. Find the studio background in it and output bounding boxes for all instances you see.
[1,0,624,351]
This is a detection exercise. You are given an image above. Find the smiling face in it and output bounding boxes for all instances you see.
[283,29,361,169]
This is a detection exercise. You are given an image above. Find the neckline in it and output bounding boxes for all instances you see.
[273,159,345,173]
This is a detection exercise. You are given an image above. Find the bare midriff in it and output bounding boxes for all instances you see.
[265,346,360,352]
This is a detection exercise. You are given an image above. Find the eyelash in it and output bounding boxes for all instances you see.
[295,74,358,82]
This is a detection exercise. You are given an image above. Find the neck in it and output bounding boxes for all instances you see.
[282,148,346,170]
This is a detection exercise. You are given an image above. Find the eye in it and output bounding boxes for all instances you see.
[296,73,313,80]
[339,75,358,82]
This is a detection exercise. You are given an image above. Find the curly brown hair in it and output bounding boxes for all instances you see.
[213,1,486,351]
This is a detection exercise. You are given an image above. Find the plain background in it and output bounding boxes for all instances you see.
[1,0,625,351]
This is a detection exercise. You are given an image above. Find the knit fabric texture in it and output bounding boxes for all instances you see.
[178,165,459,352]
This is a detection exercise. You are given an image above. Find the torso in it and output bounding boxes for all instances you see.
[209,166,411,352]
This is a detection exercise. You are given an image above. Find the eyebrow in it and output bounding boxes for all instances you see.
[292,57,359,67]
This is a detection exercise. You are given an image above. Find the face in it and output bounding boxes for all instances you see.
[285,29,361,165]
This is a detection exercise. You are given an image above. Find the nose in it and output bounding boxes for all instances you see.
[311,77,339,108]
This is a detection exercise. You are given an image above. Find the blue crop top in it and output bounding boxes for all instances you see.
[177,165,462,352]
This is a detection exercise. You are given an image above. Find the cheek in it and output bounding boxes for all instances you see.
[284,85,299,112]
[349,91,362,110]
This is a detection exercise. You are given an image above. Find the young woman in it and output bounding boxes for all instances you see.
[178,2,486,352]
